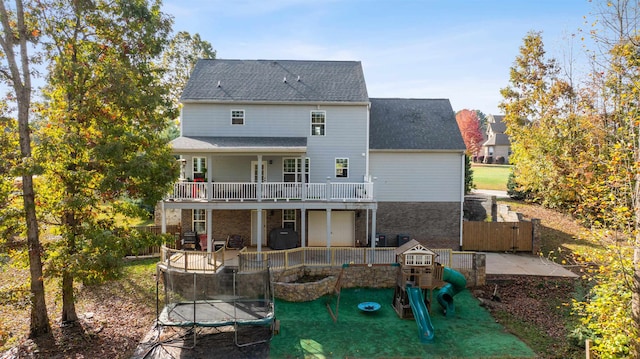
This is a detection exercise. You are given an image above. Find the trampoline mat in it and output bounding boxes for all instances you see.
[158,299,274,327]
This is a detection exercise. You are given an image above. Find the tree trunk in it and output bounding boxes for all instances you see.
[23,174,50,337]
[17,69,50,338]
[61,212,78,323]
[61,270,77,323]
[633,242,640,357]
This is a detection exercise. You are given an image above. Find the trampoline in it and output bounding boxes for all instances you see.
[158,299,274,327]
[155,260,276,349]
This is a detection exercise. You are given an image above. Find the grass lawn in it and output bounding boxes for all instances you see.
[271,288,535,358]
[472,164,512,191]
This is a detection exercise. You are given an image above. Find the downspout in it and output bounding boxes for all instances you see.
[365,102,371,180]
[459,152,465,250]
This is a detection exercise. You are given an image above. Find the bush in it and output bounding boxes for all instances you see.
[484,156,494,164]
[477,156,485,163]
[507,172,528,200]
[496,156,505,164]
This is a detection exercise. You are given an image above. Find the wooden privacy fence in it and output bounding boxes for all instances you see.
[462,221,534,253]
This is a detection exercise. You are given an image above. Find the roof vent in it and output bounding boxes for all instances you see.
[217,80,221,88]
[297,75,301,82]
[283,76,287,83]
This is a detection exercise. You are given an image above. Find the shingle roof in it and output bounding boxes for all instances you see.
[181,59,369,103]
[170,136,307,152]
[482,133,511,146]
[488,115,507,133]
[369,98,465,151]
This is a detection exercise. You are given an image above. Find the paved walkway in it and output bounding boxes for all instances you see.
[472,189,509,198]
[484,252,578,277]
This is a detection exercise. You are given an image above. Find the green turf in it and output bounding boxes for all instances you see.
[472,164,512,191]
[270,288,535,358]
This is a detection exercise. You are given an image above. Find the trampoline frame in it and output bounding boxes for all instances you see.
[155,263,276,349]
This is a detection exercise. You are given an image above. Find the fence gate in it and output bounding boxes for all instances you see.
[462,221,533,252]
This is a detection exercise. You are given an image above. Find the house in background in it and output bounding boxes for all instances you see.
[157,59,466,251]
[479,114,511,164]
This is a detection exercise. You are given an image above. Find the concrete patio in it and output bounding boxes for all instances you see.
[484,252,578,277]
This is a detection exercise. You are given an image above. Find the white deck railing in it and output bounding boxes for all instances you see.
[158,245,478,274]
[238,247,397,271]
[159,246,225,272]
[167,181,373,202]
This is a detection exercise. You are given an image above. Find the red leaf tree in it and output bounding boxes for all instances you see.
[455,109,484,156]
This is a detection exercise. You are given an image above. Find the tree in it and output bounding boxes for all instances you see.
[0,0,51,337]
[35,0,178,323]
[455,109,484,157]
[159,31,215,110]
[157,31,215,141]
[499,31,581,210]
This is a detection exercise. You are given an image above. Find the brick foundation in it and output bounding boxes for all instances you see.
[376,202,461,250]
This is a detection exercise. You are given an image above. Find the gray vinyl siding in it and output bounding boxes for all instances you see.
[181,103,369,183]
[370,152,463,202]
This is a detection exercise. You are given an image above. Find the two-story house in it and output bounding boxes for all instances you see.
[480,114,511,164]
[157,59,466,251]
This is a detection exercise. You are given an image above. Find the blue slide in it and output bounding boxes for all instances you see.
[406,286,435,343]
[436,267,467,317]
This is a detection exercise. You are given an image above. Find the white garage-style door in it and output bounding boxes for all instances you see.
[308,211,355,247]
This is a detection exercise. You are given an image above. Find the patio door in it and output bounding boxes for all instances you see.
[251,210,267,246]
[251,161,267,182]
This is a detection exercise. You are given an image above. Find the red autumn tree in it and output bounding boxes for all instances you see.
[455,109,485,156]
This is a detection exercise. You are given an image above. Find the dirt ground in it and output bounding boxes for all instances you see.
[475,274,583,358]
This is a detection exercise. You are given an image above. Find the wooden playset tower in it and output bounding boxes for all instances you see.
[392,239,444,318]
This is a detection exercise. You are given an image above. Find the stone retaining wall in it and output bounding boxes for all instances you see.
[272,265,399,302]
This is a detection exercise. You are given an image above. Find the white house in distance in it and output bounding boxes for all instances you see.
[158,59,466,251]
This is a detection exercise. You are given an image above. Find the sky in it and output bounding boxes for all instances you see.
[161,0,597,116]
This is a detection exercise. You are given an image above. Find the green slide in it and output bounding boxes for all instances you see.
[436,267,467,317]
[406,286,435,343]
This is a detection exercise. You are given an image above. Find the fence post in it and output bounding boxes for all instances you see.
[585,339,591,359]
[491,195,497,222]
[531,218,541,254]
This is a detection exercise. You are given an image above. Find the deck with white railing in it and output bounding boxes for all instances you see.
[157,246,478,274]
[166,181,373,202]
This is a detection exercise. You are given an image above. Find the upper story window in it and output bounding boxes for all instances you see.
[335,158,348,178]
[231,110,245,125]
[311,111,325,136]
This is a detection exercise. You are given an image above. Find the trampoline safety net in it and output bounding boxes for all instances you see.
[156,260,275,347]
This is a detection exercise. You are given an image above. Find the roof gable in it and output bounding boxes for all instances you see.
[394,239,437,255]
[181,59,369,103]
[369,98,465,151]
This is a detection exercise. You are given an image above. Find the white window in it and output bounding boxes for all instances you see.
[335,158,348,178]
[231,110,245,125]
[282,209,296,230]
[192,157,206,180]
[283,157,310,182]
[488,146,494,156]
[193,209,206,234]
[405,254,432,266]
[311,111,325,136]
